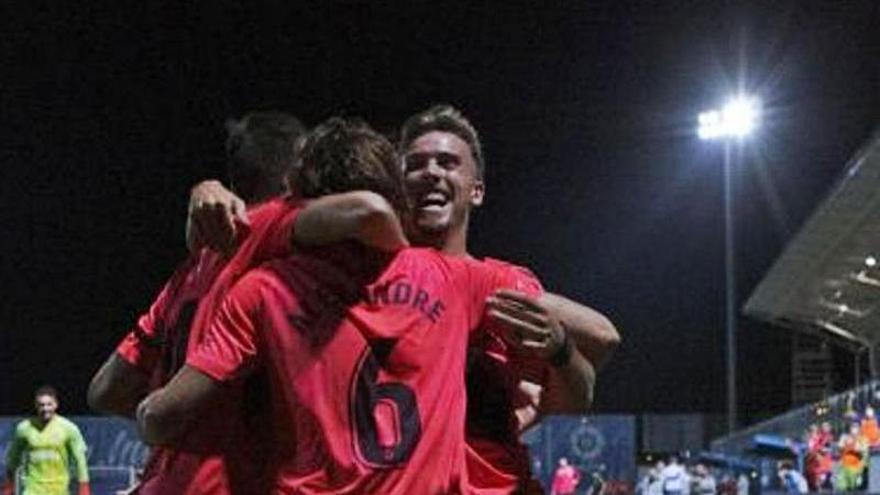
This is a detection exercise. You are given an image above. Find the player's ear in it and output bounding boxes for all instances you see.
[470,180,484,207]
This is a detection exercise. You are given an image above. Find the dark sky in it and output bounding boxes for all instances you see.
[2,2,878,421]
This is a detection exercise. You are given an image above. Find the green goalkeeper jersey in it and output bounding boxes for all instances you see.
[5,415,89,495]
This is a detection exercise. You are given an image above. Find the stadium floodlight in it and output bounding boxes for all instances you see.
[697,96,761,140]
[696,93,762,434]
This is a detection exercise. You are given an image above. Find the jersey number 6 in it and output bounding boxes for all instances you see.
[351,348,422,467]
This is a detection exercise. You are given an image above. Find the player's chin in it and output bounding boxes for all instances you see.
[414,213,450,234]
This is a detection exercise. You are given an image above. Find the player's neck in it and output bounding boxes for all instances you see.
[408,223,471,258]
[438,225,470,258]
[32,415,54,429]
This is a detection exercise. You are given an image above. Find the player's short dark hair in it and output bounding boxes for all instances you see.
[34,385,58,400]
[225,111,307,203]
[399,104,485,180]
[295,117,407,213]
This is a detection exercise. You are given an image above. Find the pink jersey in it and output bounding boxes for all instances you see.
[119,196,301,495]
[189,247,518,494]
[116,249,225,386]
[551,465,580,494]
[465,258,546,494]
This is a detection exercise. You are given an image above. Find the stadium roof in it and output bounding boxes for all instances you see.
[744,129,880,347]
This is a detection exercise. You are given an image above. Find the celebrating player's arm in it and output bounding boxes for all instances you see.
[291,191,408,252]
[538,292,619,413]
[88,354,150,418]
[487,288,619,417]
[542,292,620,370]
[185,179,250,255]
[136,361,222,445]
[137,190,407,444]
[88,266,189,417]
[187,181,408,252]
[3,429,23,495]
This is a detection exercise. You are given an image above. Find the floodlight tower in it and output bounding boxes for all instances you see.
[697,96,761,433]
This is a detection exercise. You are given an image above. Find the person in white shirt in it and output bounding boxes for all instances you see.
[692,464,716,495]
[660,457,688,495]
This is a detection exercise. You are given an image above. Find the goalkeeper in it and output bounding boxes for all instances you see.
[3,386,90,495]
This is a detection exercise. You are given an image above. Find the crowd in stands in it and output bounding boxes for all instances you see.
[790,404,880,492]
[636,456,750,495]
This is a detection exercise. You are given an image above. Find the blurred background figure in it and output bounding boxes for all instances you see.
[805,422,834,490]
[550,457,580,495]
[584,464,607,495]
[736,473,750,495]
[2,386,91,495]
[659,456,688,495]
[838,422,869,491]
[777,461,807,494]
[648,461,666,495]
[861,405,880,448]
[691,464,716,495]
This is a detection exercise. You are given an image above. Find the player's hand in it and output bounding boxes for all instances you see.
[186,180,249,255]
[487,289,567,361]
[514,380,542,432]
[2,480,14,495]
[78,482,91,495]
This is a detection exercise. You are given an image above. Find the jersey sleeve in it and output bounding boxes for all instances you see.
[498,265,547,385]
[185,200,301,357]
[65,422,89,482]
[245,198,302,264]
[115,258,195,374]
[463,260,545,333]
[4,423,26,473]
[474,261,548,385]
[501,263,543,297]
[186,271,267,382]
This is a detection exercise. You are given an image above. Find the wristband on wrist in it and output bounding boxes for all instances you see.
[549,328,572,368]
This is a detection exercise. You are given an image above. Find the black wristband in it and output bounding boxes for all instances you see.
[549,329,573,368]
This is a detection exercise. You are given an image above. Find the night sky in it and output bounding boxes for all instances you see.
[2,2,878,422]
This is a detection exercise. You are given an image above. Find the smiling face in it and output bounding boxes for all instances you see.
[34,394,58,423]
[402,131,484,250]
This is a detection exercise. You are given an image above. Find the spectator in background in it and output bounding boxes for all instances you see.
[637,469,652,495]
[844,394,860,425]
[736,473,750,495]
[691,464,716,495]
[819,421,834,445]
[861,405,880,448]
[584,464,607,495]
[838,422,869,491]
[778,461,808,494]
[806,422,833,490]
[646,461,666,495]
[551,458,580,495]
[2,386,91,495]
[660,456,688,495]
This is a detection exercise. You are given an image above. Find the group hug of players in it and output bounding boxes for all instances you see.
[83,106,620,494]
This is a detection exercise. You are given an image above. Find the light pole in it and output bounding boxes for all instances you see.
[697,96,761,433]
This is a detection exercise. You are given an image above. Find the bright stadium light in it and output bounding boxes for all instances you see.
[696,93,762,434]
[697,96,761,140]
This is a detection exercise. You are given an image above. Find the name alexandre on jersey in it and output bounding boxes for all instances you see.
[365,279,446,323]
